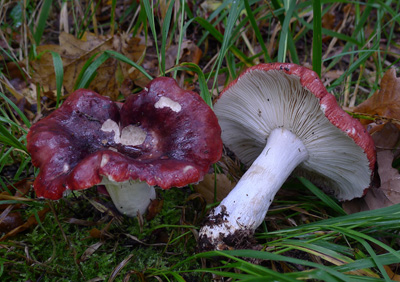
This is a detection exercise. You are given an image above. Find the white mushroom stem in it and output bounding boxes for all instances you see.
[101,178,156,217]
[200,128,309,248]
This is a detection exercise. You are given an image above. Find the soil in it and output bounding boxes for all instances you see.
[198,205,262,252]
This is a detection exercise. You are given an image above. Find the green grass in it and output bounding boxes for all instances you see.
[1,0,400,280]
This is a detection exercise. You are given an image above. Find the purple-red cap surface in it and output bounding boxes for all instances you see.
[27,77,222,200]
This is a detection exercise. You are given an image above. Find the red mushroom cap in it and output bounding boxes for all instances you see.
[216,63,376,201]
[27,77,222,200]
[221,63,376,172]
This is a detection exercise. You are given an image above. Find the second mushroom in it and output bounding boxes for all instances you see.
[199,63,376,250]
[27,77,222,217]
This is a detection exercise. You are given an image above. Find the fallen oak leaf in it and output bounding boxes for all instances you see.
[343,69,400,213]
[130,39,203,89]
[146,199,163,221]
[194,173,236,204]
[376,150,400,204]
[0,212,24,233]
[164,40,203,71]
[369,122,400,156]
[0,180,33,234]
[0,206,24,233]
[2,61,36,104]
[343,122,400,213]
[0,178,32,199]
[0,207,50,241]
[31,32,145,100]
[353,68,400,126]
[346,112,400,131]
[11,179,32,197]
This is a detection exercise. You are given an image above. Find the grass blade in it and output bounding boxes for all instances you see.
[298,177,346,216]
[50,51,64,108]
[142,0,160,72]
[208,0,242,89]
[244,0,271,63]
[74,50,153,91]
[0,92,31,128]
[0,124,27,152]
[169,63,212,107]
[33,0,52,45]
[74,52,109,89]
[312,0,322,77]
[160,0,175,75]
[277,1,296,63]
[106,50,153,80]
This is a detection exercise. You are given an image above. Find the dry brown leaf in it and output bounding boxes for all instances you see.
[0,179,33,212]
[0,206,24,233]
[31,32,145,100]
[78,241,104,263]
[66,218,99,226]
[343,69,400,213]
[2,61,37,103]
[194,173,236,204]
[321,12,335,30]
[343,150,399,214]
[342,186,393,214]
[129,39,203,89]
[2,179,32,199]
[377,150,400,203]
[354,68,400,126]
[0,207,50,241]
[88,228,103,239]
[109,254,134,282]
[124,233,167,246]
[343,123,400,213]
[165,40,203,70]
[384,266,400,282]
[0,212,24,233]
[146,199,163,221]
[369,122,400,152]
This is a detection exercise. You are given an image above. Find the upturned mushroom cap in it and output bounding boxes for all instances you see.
[215,63,375,201]
[27,77,222,200]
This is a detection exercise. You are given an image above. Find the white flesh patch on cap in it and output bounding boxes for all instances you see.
[215,69,370,201]
[101,154,110,168]
[120,125,146,146]
[63,163,69,173]
[101,119,146,146]
[183,165,195,173]
[320,103,327,114]
[101,119,120,141]
[154,96,182,112]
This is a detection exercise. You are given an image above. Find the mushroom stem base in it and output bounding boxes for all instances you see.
[101,178,156,217]
[199,128,309,250]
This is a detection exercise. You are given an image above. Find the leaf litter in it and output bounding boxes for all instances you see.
[2,1,400,280]
[343,69,400,213]
[31,32,146,100]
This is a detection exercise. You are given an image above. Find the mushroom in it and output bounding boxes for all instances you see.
[27,77,222,217]
[199,63,376,250]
